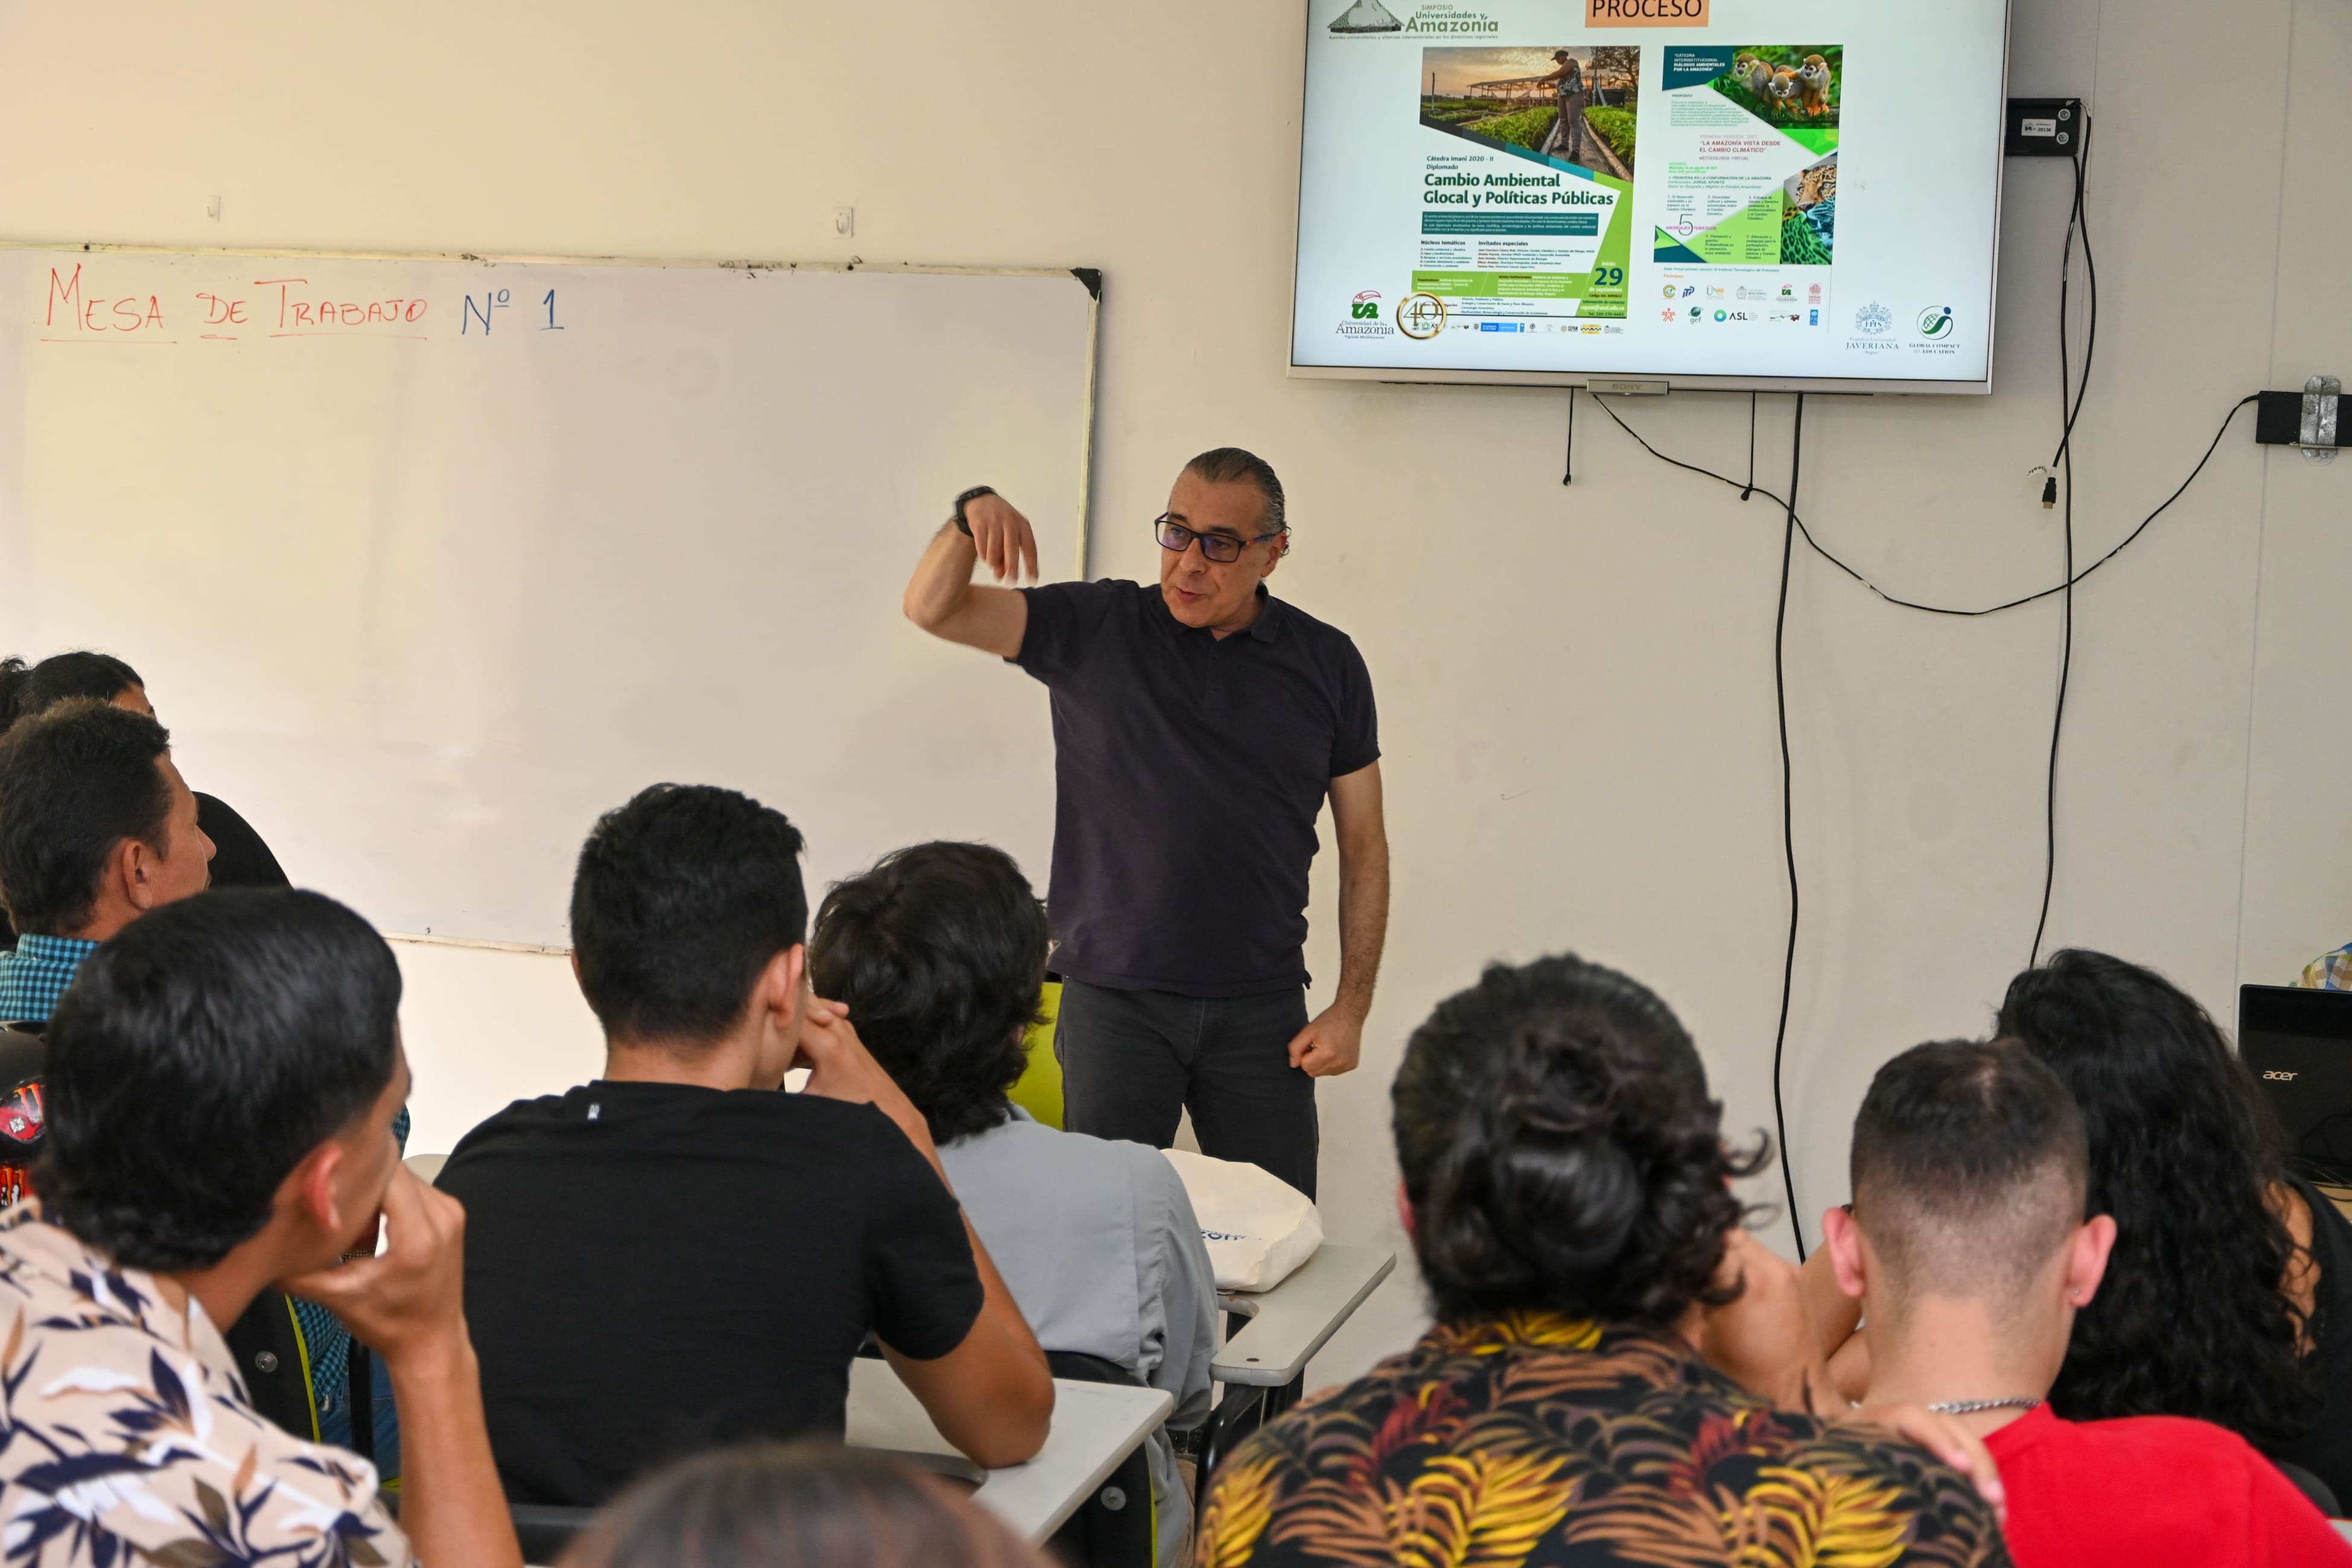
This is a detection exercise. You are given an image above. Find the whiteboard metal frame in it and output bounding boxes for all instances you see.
[2,242,1100,578]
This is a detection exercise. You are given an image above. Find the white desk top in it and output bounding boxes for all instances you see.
[1214,1244,1397,1388]
[846,1358,1171,1541]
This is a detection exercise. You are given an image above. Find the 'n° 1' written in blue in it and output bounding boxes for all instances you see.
[463,288,564,334]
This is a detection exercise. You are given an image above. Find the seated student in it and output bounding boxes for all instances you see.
[436,785,1053,1506]
[13,887,520,1568]
[0,651,284,900]
[1999,951,2352,1506]
[1193,953,2010,1568]
[1823,1038,2351,1566]
[2300,940,2352,990]
[0,698,382,1457]
[561,1442,1051,1568]
[1807,950,2352,1506]
[810,841,1216,1566]
[0,699,214,1020]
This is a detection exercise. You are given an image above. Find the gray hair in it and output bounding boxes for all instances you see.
[1182,447,1288,536]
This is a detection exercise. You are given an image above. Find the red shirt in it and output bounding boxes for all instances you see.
[1986,1404,2352,1567]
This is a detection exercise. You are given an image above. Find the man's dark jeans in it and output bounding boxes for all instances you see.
[1056,980,1318,1199]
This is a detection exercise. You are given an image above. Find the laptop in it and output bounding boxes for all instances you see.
[2239,985,2352,1183]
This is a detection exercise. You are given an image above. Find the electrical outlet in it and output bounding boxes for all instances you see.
[2005,98,2084,158]
[832,206,854,237]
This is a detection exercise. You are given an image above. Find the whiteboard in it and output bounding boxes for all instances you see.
[0,247,1097,947]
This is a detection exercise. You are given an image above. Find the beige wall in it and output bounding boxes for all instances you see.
[5,0,2347,1383]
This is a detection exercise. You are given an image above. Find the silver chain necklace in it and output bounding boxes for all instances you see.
[1925,1397,2044,1415]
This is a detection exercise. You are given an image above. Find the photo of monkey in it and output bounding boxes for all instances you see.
[1713,44,1841,128]
[1796,54,1833,115]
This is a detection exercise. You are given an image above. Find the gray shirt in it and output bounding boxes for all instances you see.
[941,1108,1217,1565]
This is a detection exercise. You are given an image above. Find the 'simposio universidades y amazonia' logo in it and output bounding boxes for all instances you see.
[1328,0,1403,33]
[1330,2,1502,35]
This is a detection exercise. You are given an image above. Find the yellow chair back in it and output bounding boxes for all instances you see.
[1007,980,1065,1129]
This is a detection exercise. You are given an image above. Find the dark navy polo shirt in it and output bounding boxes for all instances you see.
[1013,579,1379,998]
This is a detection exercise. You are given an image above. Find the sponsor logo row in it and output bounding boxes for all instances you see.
[1338,290,1959,345]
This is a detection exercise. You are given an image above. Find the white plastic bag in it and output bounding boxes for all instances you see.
[1162,1149,1324,1293]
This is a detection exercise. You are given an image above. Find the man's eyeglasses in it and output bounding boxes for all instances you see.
[1155,515,1282,564]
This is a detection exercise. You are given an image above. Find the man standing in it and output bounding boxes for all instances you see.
[903,448,1388,1198]
[1536,49,1590,166]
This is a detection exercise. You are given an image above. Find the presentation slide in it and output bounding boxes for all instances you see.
[1296,1,2009,390]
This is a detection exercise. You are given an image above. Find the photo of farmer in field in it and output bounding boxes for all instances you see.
[1712,45,1841,128]
[1418,46,1639,177]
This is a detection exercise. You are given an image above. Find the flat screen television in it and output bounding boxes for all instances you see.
[1292,1,2013,393]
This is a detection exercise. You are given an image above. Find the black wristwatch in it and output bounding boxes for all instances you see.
[951,485,996,536]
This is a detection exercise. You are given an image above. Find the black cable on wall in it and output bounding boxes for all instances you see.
[1582,379,2255,1258]
[2032,141,2097,967]
[1771,393,1807,1258]
[1553,121,2296,1254]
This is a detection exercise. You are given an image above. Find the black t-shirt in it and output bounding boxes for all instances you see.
[1014,580,1379,997]
[195,793,286,890]
[436,1081,985,1506]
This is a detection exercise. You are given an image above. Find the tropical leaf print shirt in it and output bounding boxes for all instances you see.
[1195,1312,2010,1568]
[0,1203,410,1567]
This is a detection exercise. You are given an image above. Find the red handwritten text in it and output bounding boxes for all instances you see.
[45,266,165,333]
[258,278,429,331]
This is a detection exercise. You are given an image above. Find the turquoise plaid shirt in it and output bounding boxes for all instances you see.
[0,934,101,1025]
[0,928,407,1432]
[2301,943,2352,990]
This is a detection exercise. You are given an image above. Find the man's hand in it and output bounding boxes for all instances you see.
[292,1169,524,1568]
[1694,1227,1825,1412]
[963,493,1041,584]
[797,998,939,1164]
[283,1164,467,1368]
[1840,1403,2009,1526]
[1286,1005,1363,1078]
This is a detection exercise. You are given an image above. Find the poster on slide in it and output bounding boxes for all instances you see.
[1293,0,2006,389]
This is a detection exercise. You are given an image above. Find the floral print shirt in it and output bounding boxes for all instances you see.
[0,1203,410,1567]
[1195,1312,2009,1568]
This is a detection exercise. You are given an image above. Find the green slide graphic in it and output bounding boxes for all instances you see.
[1414,173,1634,316]
[1656,190,1782,266]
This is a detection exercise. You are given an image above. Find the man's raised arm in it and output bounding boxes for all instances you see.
[902,492,1039,659]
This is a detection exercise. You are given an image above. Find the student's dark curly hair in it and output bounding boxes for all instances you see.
[808,843,1048,1146]
[1392,953,1764,1328]
[1998,948,2318,1448]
